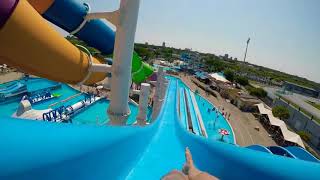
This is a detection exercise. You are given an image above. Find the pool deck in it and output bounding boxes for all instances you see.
[0,72,23,84]
[12,109,51,120]
[178,73,277,147]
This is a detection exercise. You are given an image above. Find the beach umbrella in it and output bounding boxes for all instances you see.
[219,128,230,141]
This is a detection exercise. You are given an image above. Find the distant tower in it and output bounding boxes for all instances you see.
[243,37,250,63]
[224,54,229,60]
[162,42,166,47]
[145,42,148,45]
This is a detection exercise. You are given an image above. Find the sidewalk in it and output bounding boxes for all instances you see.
[0,72,23,84]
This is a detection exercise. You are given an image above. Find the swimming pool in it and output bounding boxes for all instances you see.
[0,78,151,125]
[195,94,235,144]
[174,76,235,144]
[153,64,174,71]
[25,78,60,93]
[71,99,152,125]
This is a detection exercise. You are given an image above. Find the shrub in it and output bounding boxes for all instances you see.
[248,87,267,98]
[272,105,290,120]
[298,131,311,142]
[224,69,234,82]
[235,76,249,86]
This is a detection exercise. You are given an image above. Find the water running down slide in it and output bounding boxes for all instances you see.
[27,0,154,83]
[126,79,185,179]
[1,78,320,179]
[1,0,320,179]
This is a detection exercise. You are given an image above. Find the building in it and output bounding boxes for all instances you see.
[233,94,261,112]
[283,81,320,98]
[162,42,165,47]
[224,54,229,60]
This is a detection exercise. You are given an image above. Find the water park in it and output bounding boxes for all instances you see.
[0,0,319,179]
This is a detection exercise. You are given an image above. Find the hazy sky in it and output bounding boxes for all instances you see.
[55,0,320,82]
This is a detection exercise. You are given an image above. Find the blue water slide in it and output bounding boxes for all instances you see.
[43,0,115,54]
[179,88,188,130]
[246,145,273,154]
[1,78,320,179]
[268,146,297,159]
[285,146,319,163]
[0,82,25,94]
[185,89,201,135]
[126,79,185,179]
[0,83,18,93]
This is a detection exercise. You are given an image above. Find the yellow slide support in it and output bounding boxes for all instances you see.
[0,0,106,85]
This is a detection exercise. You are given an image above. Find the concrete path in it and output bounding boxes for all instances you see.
[0,72,23,84]
[283,94,320,119]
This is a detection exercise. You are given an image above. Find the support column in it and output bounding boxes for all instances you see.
[107,0,141,125]
[151,67,164,121]
[136,83,151,125]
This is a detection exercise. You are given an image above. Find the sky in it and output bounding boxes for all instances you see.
[55,0,320,83]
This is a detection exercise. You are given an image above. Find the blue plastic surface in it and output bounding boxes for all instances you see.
[286,146,319,163]
[179,87,188,130]
[1,78,320,179]
[268,146,297,159]
[0,82,24,94]
[185,88,201,135]
[246,145,272,154]
[44,0,115,54]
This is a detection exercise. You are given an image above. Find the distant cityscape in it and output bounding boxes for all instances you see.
[137,41,320,155]
[135,42,320,92]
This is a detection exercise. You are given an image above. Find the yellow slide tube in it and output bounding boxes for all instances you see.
[0,0,106,85]
[27,0,54,14]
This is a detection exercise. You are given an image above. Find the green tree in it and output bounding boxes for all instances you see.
[224,69,234,82]
[204,58,225,72]
[235,76,249,86]
[248,87,267,98]
[272,105,290,120]
[135,47,148,56]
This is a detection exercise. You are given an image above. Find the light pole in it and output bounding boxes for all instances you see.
[243,37,250,63]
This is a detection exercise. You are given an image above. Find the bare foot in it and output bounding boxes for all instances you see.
[183,147,219,180]
[162,147,219,180]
